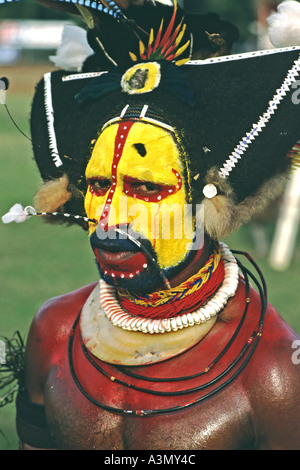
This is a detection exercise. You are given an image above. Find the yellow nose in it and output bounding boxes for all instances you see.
[97,188,153,243]
[97,186,132,231]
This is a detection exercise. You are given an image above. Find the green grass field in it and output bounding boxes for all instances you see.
[0,82,299,450]
[0,87,96,449]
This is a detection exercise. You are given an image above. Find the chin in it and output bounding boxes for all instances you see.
[90,227,200,294]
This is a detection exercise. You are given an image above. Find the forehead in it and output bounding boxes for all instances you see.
[86,121,184,179]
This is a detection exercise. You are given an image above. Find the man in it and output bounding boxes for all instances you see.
[2,0,300,450]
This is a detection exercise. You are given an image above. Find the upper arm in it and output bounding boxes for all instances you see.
[23,283,97,403]
[24,295,62,404]
[249,331,300,449]
[24,312,48,404]
[18,284,96,449]
[17,299,61,449]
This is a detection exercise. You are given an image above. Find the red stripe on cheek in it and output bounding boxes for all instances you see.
[98,121,135,231]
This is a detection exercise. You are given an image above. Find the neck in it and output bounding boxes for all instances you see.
[168,235,213,289]
[80,243,240,365]
[118,238,224,320]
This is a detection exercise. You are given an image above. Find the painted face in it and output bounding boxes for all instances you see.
[85,120,198,292]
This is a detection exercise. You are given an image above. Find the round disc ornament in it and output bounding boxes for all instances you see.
[121,62,161,95]
[203,184,218,199]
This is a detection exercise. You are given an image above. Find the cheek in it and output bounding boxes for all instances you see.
[148,189,195,269]
[84,190,105,235]
[127,200,152,238]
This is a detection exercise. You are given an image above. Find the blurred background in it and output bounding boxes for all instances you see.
[0,0,299,450]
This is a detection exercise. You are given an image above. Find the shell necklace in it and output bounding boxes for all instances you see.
[100,243,239,334]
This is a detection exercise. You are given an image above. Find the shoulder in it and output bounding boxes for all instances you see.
[24,282,97,402]
[243,303,300,449]
[30,282,97,336]
[27,282,98,351]
[253,301,300,366]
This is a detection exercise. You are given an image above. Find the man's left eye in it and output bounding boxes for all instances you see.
[130,182,163,197]
[123,178,176,202]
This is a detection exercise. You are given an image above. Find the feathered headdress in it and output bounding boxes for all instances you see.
[3,0,300,239]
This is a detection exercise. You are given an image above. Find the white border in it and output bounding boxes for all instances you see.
[62,71,107,81]
[186,46,300,67]
[44,72,63,168]
[219,52,300,179]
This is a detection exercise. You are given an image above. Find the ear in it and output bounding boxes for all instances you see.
[203,173,288,239]
[203,194,235,239]
[34,174,72,213]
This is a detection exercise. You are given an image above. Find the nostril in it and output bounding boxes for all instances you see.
[95,223,130,242]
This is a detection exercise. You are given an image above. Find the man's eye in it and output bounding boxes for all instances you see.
[87,178,111,196]
[123,177,177,202]
[130,182,162,196]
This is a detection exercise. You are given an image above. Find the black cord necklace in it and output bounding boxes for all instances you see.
[68,251,267,416]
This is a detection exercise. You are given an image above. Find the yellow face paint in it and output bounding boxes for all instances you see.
[85,121,195,271]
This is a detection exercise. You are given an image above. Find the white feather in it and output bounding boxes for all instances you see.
[268,1,300,47]
[49,24,93,72]
[2,204,28,224]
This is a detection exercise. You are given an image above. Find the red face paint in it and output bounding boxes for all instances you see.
[123,169,182,203]
[98,121,135,231]
[94,248,148,279]
[96,122,182,230]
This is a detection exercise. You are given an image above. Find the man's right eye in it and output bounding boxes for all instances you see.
[87,178,111,197]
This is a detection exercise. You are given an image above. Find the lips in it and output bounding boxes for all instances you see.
[94,247,149,278]
[97,249,137,263]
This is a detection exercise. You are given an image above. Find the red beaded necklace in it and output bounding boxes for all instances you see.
[118,245,225,319]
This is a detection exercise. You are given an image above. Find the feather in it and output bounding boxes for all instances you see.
[34,174,72,214]
[131,0,189,64]
[0,332,25,408]
[161,20,184,56]
[129,51,138,62]
[268,1,300,47]
[160,0,178,48]
[49,24,93,72]
[153,19,164,52]
[75,70,122,103]
[2,204,29,224]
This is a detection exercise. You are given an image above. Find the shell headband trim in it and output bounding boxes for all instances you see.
[219,52,300,179]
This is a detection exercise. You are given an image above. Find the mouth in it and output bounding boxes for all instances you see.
[94,247,149,278]
[97,248,138,263]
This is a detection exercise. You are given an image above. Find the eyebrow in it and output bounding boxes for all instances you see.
[133,143,147,157]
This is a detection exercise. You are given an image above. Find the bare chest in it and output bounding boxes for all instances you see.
[44,352,253,450]
[42,284,258,450]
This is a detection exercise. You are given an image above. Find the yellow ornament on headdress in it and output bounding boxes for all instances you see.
[121,62,161,95]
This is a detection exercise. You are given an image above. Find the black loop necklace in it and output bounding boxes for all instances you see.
[68,251,267,416]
